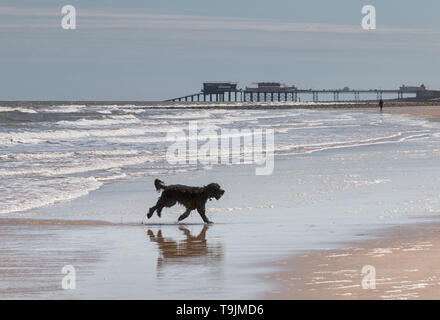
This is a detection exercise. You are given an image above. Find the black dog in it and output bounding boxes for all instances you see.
[145,179,225,224]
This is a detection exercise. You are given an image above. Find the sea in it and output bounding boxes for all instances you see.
[1,102,440,218]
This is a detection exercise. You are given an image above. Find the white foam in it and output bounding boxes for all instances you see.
[0,107,37,113]
[0,149,140,161]
[0,176,102,215]
[56,115,142,127]
[0,127,168,145]
[0,154,153,177]
[37,105,88,113]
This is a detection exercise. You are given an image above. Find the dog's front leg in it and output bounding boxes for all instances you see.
[197,205,212,224]
[178,209,192,222]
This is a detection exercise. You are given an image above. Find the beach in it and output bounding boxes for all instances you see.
[266,219,440,299]
[1,102,440,299]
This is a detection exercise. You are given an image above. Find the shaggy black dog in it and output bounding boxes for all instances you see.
[145,179,225,224]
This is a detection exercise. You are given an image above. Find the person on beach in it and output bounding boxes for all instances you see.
[379,99,384,112]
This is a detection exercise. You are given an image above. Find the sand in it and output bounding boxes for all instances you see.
[384,105,440,122]
[265,104,440,300]
[265,221,440,299]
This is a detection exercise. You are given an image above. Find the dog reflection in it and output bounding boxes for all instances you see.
[146,225,222,269]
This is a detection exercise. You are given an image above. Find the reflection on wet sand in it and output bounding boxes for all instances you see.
[146,225,223,272]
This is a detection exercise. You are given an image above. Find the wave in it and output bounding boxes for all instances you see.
[0,118,271,145]
[0,127,168,145]
[275,132,408,155]
[37,105,88,113]
[0,107,38,114]
[0,149,141,161]
[55,115,142,127]
[0,154,154,177]
[0,176,102,215]
[278,132,432,155]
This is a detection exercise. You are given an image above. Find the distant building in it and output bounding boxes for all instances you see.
[246,82,296,92]
[400,84,426,93]
[202,82,238,94]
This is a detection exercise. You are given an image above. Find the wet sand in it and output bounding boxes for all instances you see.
[384,105,440,121]
[0,220,106,299]
[266,105,440,300]
[265,220,440,299]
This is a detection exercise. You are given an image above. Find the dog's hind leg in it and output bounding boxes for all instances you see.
[178,209,192,222]
[142,206,155,224]
[197,205,212,224]
[156,205,165,218]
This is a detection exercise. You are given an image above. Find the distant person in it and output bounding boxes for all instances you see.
[379,99,384,112]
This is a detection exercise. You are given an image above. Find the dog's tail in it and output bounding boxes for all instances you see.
[154,179,166,192]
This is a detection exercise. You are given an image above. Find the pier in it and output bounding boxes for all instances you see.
[166,82,438,103]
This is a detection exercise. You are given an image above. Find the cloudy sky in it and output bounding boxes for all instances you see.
[1,0,439,100]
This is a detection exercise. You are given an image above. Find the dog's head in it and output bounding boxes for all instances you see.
[205,183,225,200]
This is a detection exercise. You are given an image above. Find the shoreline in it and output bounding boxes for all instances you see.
[2,100,440,110]
[264,105,440,300]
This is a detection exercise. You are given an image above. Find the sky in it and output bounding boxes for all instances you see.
[1,0,439,100]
